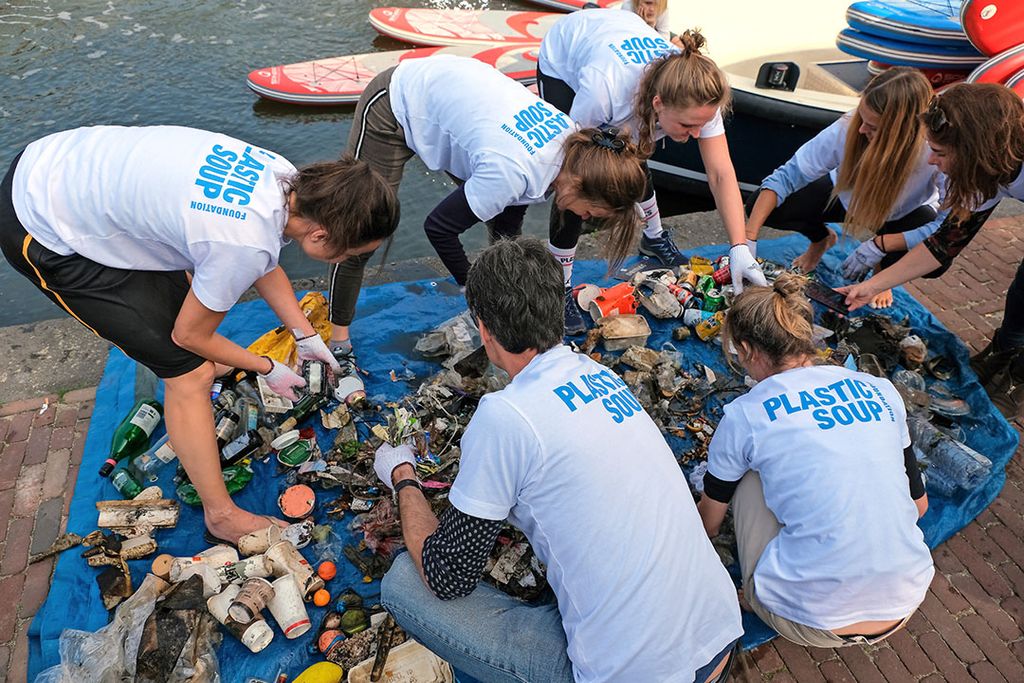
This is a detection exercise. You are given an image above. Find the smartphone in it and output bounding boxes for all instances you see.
[804,280,850,315]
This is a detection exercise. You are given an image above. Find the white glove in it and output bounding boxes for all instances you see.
[746,239,757,260]
[841,239,885,281]
[729,244,767,293]
[294,331,342,373]
[374,443,416,490]
[261,359,306,401]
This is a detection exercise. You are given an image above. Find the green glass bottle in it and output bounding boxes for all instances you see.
[111,469,144,499]
[99,399,163,477]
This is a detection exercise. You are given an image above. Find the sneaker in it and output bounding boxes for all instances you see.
[331,346,366,405]
[970,340,1017,386]
[984,350,1024,420]
[639,231,687,268]
[564,288,587,336]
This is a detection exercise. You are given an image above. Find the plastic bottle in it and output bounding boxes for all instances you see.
[909,415,992,497]
[129,433,178,482]
[99,399,163,477]
[111,469,144,499]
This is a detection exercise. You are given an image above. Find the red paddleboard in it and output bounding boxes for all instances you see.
[1006,69,1024,97]
[369,8,560,47]
[966,43,1024,85]
[524,0,622,11]
[247,45,539,105]
[866,60,970,89]
[961,0,1024,57]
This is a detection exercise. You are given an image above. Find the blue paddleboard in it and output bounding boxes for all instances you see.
[846,1,971,46]
[837,28,985,69]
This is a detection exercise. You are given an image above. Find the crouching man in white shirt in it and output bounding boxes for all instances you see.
[372,237,743,683]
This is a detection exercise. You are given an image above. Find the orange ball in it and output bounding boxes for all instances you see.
[313,589,331,607]
[318,561,337,581]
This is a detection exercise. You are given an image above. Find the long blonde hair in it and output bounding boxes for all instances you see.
[558,128,646,267]
[633,30,731,158]
[833,67,932,239]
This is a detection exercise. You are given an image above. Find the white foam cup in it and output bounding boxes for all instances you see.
[268,574,311,639]
[207,584,274,653]
[238,524,283,557]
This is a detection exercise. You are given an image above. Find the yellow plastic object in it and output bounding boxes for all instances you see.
[293,661,344,683]
[247,292,332,365]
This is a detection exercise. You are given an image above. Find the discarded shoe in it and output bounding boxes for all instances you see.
[639,231,687,268]
[332,347,366,406]
[563,288,587,336]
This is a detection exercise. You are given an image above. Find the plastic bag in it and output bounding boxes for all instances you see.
[33,574,169,683]
[247,292,332,366]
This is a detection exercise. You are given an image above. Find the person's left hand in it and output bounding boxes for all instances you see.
[729,243,768,293]
[295,332,342,373]
[374,443,416,491]
[841,239,885,281]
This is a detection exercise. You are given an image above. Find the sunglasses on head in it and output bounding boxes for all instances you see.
[923,98,949,132]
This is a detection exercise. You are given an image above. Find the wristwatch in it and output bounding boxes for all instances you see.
[393,478,423,497]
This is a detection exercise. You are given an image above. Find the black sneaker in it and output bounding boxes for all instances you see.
[564,288,587,336]
[639,231,687,268]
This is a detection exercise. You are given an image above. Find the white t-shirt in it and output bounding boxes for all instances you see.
[707,365,934,630]
[12,125,294,312]
[538,9,724,142]
[389,55,572,222]
[450,345,742,683]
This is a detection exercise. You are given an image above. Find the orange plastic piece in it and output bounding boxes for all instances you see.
[318,561,337,581]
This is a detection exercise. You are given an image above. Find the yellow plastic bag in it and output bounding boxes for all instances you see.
[246,292,333,366]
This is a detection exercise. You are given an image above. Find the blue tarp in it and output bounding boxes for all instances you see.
[28,235,1019,681]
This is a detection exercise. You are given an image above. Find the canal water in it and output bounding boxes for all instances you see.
[0,0,550,325]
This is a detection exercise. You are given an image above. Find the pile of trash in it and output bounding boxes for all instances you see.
[35,265,994,680]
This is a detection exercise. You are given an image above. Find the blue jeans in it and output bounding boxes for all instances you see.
[380,552,575,683]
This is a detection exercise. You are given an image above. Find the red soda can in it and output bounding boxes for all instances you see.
[712,265,731,285]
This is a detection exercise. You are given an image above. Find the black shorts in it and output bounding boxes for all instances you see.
[0,153,206,379]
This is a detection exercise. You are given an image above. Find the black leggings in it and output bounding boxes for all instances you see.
[747,175,941,272]
[537,68,656,250]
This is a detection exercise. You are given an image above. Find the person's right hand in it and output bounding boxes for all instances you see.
[835,281,879,312]
[261,359,306,401]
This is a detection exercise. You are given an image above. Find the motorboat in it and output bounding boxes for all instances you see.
[652,0,860,205]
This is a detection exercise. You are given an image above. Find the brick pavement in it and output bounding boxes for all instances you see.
[1,217,1023,682]
[0,389,93,683]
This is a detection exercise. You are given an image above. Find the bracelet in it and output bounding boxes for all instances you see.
[393,478,423,496]
[873,235,887,253]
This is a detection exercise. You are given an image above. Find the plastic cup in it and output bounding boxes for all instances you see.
[217,554,274,584]
[265,540,324,598]
[207,584,275,653]
[238,524,283,557]
[228,577,276,623]
[176,563,222,597]
[268,574,311,639]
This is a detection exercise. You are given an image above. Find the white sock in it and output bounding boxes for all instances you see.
[547,243,576,288]
[639,194,663,239]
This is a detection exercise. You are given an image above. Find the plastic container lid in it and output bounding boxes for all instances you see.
[271,430,300,450]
